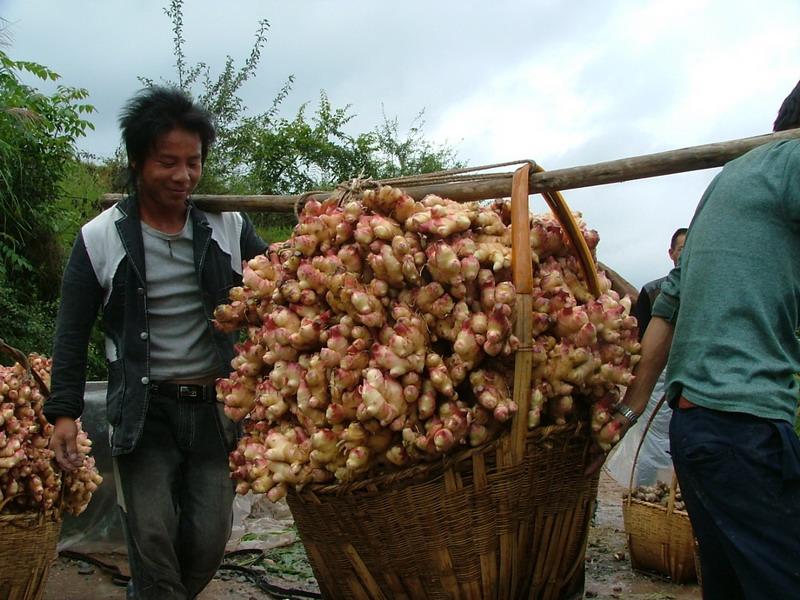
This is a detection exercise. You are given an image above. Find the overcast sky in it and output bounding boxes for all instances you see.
[3,0,799,287]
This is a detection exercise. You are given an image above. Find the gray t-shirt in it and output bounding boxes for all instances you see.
[141,211,221,380]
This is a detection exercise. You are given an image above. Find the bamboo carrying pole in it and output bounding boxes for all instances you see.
[102,129,800,212]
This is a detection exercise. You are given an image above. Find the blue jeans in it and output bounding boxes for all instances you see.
[670,406,800,600]
[114,393,236,600]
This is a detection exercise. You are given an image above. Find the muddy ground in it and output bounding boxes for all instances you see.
[583,473,700,600]
[43,472,701,600]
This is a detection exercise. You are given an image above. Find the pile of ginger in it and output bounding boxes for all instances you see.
[214,186,640,501]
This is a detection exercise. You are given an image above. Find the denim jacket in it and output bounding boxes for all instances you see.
[44,195,267,456]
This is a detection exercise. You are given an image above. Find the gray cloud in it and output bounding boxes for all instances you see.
[4,0,798,288]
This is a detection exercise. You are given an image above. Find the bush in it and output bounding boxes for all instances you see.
[0,40,98,374]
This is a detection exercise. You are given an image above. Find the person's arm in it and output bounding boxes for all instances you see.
[239,212,268,261]
[584,316,675,475]
[619,316,674,412]
[586,259,682,474]
[45,232,103,470]
[624,255,682,413]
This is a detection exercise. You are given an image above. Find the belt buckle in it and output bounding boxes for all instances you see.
[179,385,199,399]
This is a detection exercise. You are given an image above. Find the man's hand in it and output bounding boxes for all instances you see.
[584,414,634,476]
[50,417,83,471]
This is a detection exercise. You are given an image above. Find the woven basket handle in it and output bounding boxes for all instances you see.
[625,393,669,507]
[667,470,679,514]
[0,493,21,513]
[0,338,50,398]
[510,164,535,463]
[508,163,602,463]
[0,337,29,370]
[533,165,601,297]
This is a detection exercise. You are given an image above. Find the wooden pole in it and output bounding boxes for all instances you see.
[101,128,800,212]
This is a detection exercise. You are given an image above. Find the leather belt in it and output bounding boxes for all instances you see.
[150,381,216,403]
[678,396,698,409]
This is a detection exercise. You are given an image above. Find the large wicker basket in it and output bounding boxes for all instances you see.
[289,423,599,600]
[0,502,62,599]
[287,164,605,599]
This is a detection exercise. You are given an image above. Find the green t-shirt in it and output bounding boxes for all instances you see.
[652,139,800,424]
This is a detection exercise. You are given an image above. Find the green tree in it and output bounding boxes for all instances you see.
[0,29,96,363]
[0,47,94,290]
[227,95,462,196]
[142,0,462,199]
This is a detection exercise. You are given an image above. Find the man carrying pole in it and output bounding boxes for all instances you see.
[598,81,800,598]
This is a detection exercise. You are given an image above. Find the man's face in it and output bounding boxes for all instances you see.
[668,233,686,267]
[135,127,202,215]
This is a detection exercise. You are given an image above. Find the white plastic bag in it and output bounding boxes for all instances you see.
[604,371,673,487]
[226,492,298,552]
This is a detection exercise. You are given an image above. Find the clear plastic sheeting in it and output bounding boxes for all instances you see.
[603,372,674,487]
[57,381,126,554]
[227,494,298,553]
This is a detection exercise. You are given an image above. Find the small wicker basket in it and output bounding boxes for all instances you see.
[622,473,696,583]
[286,164,604,600]
[621,397,697,583]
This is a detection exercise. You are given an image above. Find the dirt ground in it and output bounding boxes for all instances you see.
[583,472,701,600]
[44,562,262,600]
[43,471,702,600]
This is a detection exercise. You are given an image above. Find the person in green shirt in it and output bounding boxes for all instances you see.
[603,81,800,599]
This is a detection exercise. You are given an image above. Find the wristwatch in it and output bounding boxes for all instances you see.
[614,403,639,426]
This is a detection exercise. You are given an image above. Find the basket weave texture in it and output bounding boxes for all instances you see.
[0,509,62,600]
[288,423,599,600]
[622,496,696,583]
[621,400,697,585]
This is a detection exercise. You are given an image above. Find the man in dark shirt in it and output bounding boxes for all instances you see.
[632,228,686,339]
